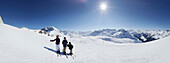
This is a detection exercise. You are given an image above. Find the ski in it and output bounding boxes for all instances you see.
[65,54,68,58]
[70,54,76,59]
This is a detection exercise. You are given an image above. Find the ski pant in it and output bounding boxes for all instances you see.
[70,49,72,55]
[56,45,60,54]
[63,47,66,54]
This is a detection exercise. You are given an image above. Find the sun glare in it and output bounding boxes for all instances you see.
[100,3,107,10]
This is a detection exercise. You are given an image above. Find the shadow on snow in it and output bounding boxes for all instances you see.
[44,46,71,55]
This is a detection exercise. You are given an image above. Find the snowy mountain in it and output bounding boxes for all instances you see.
[40,26,64,37]
[89,29,117,36]
[76,31,92,36]
[130,30,170,42]
[38,27,170,43]
[61,31,83,38]
[41,26,60,33]
[87,29,170,43]
[112,29,136,39]
[1,24,170,63]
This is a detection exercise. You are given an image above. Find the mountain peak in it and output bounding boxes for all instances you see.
[41,26,59,33]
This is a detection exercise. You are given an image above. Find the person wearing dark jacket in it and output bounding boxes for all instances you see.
[62,37,68,54]
[50,35,60,54]
[67,42,73,55]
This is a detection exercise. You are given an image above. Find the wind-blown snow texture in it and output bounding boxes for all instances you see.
[0,24,170,63]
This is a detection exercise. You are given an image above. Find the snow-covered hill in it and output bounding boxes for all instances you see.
[0,24,170,63]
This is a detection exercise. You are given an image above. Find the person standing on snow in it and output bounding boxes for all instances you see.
[67,42,73,55]
[50,35,60,54]
[62,37,68,54]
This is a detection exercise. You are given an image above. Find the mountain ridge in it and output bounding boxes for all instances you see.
[38,26,170,43]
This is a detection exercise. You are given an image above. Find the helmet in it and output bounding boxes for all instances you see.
[56,35,59,38]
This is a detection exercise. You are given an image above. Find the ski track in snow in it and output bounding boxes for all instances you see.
[0,24,170,63]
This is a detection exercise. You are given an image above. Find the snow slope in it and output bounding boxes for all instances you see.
[0,24,170,63]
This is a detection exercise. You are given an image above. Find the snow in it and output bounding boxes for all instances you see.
[0,16,4,24]
[141,36,147,41]
[88,29,170,42]
[130,30,170,40]
[112,30,135,39]
[0,24,170,63]
[41,26,60,33]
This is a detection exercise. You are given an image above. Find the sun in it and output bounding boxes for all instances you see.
[100,3,107,10]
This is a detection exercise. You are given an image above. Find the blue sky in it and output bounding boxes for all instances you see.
[0,0,170,31]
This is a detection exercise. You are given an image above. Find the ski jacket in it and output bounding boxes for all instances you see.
[67,44,73,50]
[62,40,68,47]
[51,38,60,45]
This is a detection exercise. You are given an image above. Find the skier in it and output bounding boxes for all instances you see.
[62,37,68,54]
[67,42,73,55]
[50,35,60,56]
